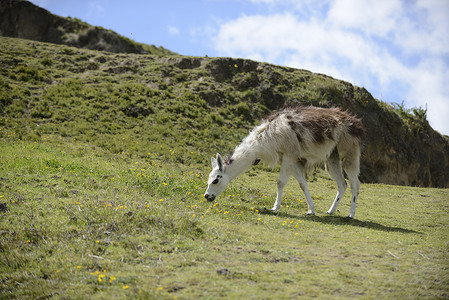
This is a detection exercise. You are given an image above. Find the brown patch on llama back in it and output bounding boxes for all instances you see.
[266,105,364,144]
[293,107,340,143]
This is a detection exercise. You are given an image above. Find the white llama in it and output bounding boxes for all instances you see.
[204,106,364,218]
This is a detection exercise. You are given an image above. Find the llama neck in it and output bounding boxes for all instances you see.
[225,140,258,180]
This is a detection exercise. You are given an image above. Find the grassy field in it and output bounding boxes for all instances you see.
[1,137,448,299]
[1,36,448,299]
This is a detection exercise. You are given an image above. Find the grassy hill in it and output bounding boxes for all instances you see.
[0,0,176,56]
[1,37,448,298]
[0,37,250,164]
[2,34,448,188]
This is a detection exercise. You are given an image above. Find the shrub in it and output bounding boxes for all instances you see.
[392,100,411,118]
[412,104,427,122]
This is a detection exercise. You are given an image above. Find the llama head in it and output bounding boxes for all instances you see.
[204,153,230,202]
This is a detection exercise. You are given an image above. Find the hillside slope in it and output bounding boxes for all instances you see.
[1,36,448,187]
[1,138,448,299]
[0,0,175,55]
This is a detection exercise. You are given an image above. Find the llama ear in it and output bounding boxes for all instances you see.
[216,153,224,171]
[211,156,217,169]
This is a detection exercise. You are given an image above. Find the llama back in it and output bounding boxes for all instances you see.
[249,106,363,169]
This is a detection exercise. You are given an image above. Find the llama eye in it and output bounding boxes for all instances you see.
[212,178,219,184]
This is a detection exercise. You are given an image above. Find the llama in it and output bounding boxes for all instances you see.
[204,105,364,218]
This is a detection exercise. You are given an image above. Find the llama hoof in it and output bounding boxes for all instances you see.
[306,212,315,216]
[270,207,279,212]
[326,210,333,215]
[346,215,354,219]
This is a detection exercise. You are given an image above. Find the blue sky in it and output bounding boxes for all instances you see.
[32,0,449,135]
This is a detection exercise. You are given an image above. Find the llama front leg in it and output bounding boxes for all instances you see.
[271,156,291,212]
[271,178,286,212]
[292,163,315,215]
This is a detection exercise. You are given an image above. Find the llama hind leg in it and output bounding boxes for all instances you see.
[292,162,315,215]
[342,151,361,219]
[271,156,291,212]
[347,173,360,219]
[325,153,347,215]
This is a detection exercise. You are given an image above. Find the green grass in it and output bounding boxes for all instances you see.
[1,138,448,299]
[1,36,448,298]
[0,37,252,166]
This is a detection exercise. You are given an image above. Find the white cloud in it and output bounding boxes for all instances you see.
[212,0,449,134]
[403,0,449,57]
[168,26,180,36]
[402,61,449,135]
[327,0,402,36]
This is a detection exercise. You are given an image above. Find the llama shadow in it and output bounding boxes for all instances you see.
[259,208,421,234]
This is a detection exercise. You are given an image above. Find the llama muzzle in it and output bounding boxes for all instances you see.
[204,194,215,202]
